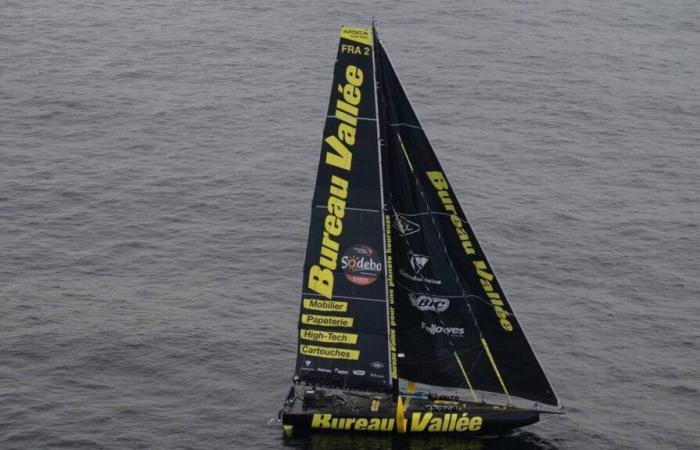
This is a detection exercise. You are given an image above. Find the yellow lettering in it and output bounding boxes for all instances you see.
[500,318,513,331]
[469,416,483,431]
[308,265,333,299]
[311,414,332,429]
[327,195,346,219]
[428,416,442,432]
[336,99,359,117]
[342,83,361,106]
[319,244,337,270]
[346,65,363,86]
[410,412,432,432]
[338,122,356,145]
[462,240,476,255]
[299,329,358,344]
[329,175,348,198]
[301,314,353,328]
[473,260,494,281]
[335,108,358,126]
[480,278,493,292]
[456,415,470,431]
[324,135,352,171]
[302,298,348,312]
[299,344,359,360]
[426,171,449,190]
[380,418,394,431]
[324,214,342,236]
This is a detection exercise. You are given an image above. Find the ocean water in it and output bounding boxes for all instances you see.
[1,1,698,449]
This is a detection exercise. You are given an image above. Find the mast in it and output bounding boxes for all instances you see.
[371,24,399,397]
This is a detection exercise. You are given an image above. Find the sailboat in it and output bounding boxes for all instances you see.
[279,25,563,436]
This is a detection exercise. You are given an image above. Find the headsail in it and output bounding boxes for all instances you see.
[293,27,392,392]
[374,33,560,408]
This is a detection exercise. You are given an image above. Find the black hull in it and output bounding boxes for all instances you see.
[283,410,538,435]
[280,389,539,436]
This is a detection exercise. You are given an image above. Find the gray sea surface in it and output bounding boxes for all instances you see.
[2,1,699,449]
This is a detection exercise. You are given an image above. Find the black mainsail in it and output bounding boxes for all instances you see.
[293,27,392,393]
[286,25,561,431]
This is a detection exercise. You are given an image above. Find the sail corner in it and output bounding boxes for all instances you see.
[340,25,373,46]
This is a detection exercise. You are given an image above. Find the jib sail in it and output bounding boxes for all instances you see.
[374,34,560,407]
[293,26,392,392]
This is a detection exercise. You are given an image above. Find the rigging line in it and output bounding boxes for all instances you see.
[454,352,479,402]
[393,281,471,298]
[465,294,513,317]
[396,133,415,173]
[481,338,511,400]
[393,209,474,221]
[326,115,376,121]
[389,122,423,130]
[313,205,381,213]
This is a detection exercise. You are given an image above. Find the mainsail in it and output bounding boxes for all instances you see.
[293,27,392,392]
[292,25,560,409]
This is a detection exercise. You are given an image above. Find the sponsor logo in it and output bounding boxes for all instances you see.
[304,360,312,367]
[409,251,429,273]
[393,213,420,236]
[410,412,483,432]
[303,298,348,312]
[334,368,349,375]
[370,361,385,369]
[317,367,332,373]
[352,369,366,376]
[301,314,353,328]
[340,26,372,46]
[341,244,383,286]
[369,372,385,378]
[300,329,358,344]
[421,322,464,337]
[310,413,483,432]
[312,414,394,432]
[300,344,360,360]
[410,294,450,312]
[399,269,442,286]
